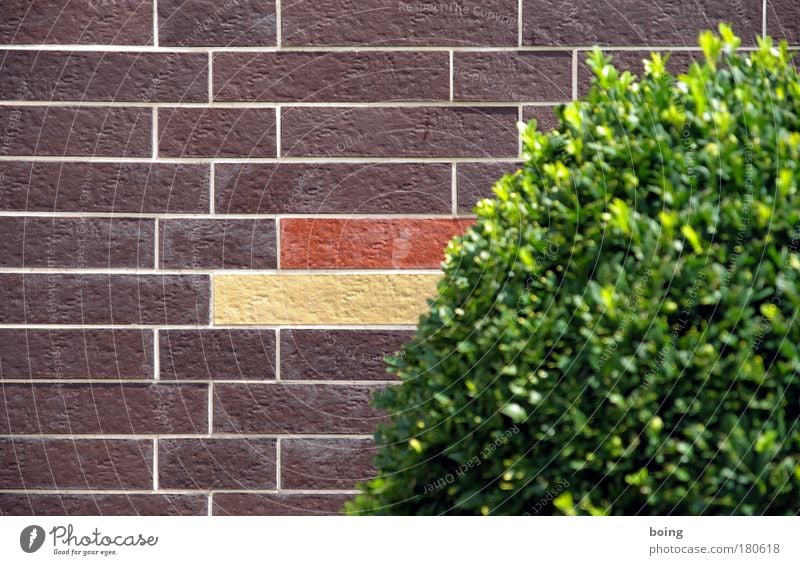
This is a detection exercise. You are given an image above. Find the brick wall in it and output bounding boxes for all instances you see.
[0,1,794,516]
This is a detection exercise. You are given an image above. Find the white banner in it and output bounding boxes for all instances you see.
[1,516,798,564]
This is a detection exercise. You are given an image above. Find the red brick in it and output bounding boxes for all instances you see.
[0,217,154,268]
[454,52,572,102]
[457,162,521,213]
[159,329,276,380]
[282,107,518,158]
[280,218,469,269]
[0,384,207,435]
[159,219,277,269]
[212,493,349,516]
[213,52,449,102]
[158,0,276,47]
[215,163,451,214]
[0,0,153,45]
[213,384,386,434]
[158,438,276,489]
[0,51,208,102]
[0,439,151,489]
[0,162,210,214]
[281,438,376,489]
[0,329,153,380]
[282,0,517,47]
[0,493,207,516]
[0,107,150,157]
[158,108,277,158]
[0,274,209,325]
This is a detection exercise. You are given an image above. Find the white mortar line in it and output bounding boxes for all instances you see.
[275,0,282,48]
[518,0,523,47]
[572,50,578,100]
[208,51,213,103]
[0,212,479,219]
[152,438,159,490]
[208,383,214,435]
[209,163,215,214]
[451,163,457,215]
[0,323,419,330]
[763,0,768,38]
[0,489,360,495]
[0,434,376,440]
[0,267,444,275]
[153,1,159,47]
[274,328,281,380]
[153,218,159,269]
[207,493,213,516]
[276,438,282,490]
[153,328,160,381]
[0,100,561,108]
[449,50,454,101]
[0,379,398,385]
[275,106,281,156]
[0,156,522,164]
[151,107,158,159]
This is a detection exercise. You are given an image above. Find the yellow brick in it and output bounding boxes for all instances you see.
[214,274,440,325]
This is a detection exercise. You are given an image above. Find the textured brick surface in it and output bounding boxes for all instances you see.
[0,274,209,325]
[281,107,519,157]
[158,438,277,489]
[159,219,277,269]
[214,52,449,102]
[281,438,377,489]
[0,51,208,102]
[457,162,521,213]
[213,493,350,516]
[0,162,210,213]
[280,329,413,380]
[0,217,155,268]
[0,329,153,380]
[0,439,151,489]
[215,163,451,214]
[213,384,386,433]
[768,1,800,42]
[282,0,518,46]
[158,0,276,47]
[0,107,150,157]
[0,0,153,45]
[280,218,469,268]
[0,384,208,434]
[0,493,207,516]
[159,108,277,158]
[159,329,276,380]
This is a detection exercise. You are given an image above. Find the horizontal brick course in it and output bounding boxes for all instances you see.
[213,51,449,102]
[212,493,349,516]
[281,438,376,489]
[159,329,276,380]
[158,438,277,489]
[0,51,208,102]
[0,439,151,489]
[0,107,150,157]
[0,217,155,268]
[0,329,153,380]
[281,106,519,158]
[159,219,277,269]
[0,384,208,434]
[282,0,518,46]
[158,0,276,47]
[158,107,277,158]
[0,274,209,325]
[457,162,521,213]
[280,218,469,269]
[215,163,451,214]
[0,0,153,45]
[0,493,207,516]
[280,329,412,381]
[213,384,386,434]
[0,162,210,214]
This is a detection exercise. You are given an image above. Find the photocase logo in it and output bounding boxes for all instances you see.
[20,525,45,553]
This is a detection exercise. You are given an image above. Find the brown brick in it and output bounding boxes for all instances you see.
[159,219,277,269]
[0,107,150,157]
[522,0,762,46]
[213,493,349,516]
[0,439,151,489]
[454,52,572,102]
[0,384,207,434]
[282,0,517,47]
[0,493,207,516]
[213,52,449,102]
[215,163,451,214]
[281,438,376,489]
[214,384,386,433]
[0,51,208,102]
[0,0,153,45]
[0,162,210,214]
[522,106,560,133]
[281,329,412,381]
[158,438,276,489]
[158,108,277,158]
[0,217,154,268]
[577,50,700,95]
[160,329,276,380]
[768,1,800,43]
[0,274,209,325]
[282,107,518,158]
[457,162,521,213]
[158,0,276,47]
[0,329,153,380]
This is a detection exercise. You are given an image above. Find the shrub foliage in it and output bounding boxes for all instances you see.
[347,26,800,515]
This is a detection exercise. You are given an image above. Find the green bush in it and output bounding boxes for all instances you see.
[347,25,800,515]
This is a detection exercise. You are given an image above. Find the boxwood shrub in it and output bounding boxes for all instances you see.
[347,26,800,515]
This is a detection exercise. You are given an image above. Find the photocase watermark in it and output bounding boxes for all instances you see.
[722,142,755,287]
[596,268,653,369]
[453,68,525,102]
[322,331,406,364]
[397,2,516,29]
[516,238,560,313]
[523,479,570,515]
